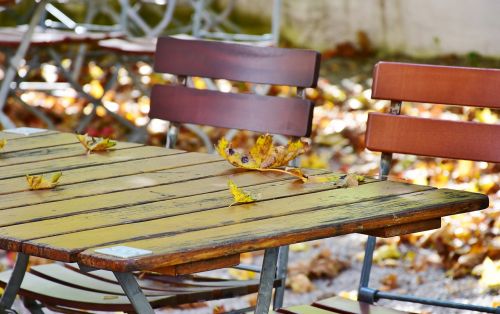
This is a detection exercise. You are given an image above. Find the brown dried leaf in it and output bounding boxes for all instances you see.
[288,273,315,293]
[379,273,399,291]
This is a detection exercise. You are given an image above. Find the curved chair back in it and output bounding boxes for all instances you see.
[150,36,321,138]
[366,62,500,163]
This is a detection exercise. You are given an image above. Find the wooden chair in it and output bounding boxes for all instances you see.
[295,62,500,314]
[0,36,320,313]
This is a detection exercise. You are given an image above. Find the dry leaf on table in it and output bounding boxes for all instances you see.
[26,172,62,190]
[228,179,258,207]
[216,134,309,181]
[0,138,6,150]
[77,133,116,154]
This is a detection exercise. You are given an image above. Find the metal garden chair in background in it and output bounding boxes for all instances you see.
[275,62,500,314]
[0,35,320,313]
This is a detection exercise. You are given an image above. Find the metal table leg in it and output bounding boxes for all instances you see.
[0,253,29,311]
[273,245,289,310]
[114,271,154,314]
[255,247,279,314]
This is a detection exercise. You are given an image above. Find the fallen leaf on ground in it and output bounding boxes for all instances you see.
[290,243,308,252]
[288,273,315,293]
[77,133,116,154]
[216,134,309,181]
[26,172,62,190]
[0,138,6,150]
[338,290,358,301]
[308,249,349,279]
[379,273,399,291]
[473,257,500,290]
[228,268,256,280]
[228,179,258,207]
[373,243,402,264]
[213,305,226,314]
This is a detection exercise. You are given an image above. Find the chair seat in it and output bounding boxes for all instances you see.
[277,297,412,314]
[0,263,259,312]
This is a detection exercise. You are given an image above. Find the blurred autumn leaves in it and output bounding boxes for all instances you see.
[1,52,499,295]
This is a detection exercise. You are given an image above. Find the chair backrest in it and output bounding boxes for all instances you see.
[149,36,321,137]
[366,62,500,163]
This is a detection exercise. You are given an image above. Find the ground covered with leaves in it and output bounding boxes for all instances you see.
[0,47,499,313]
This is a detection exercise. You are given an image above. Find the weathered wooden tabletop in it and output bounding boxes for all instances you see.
[0,130,489,274]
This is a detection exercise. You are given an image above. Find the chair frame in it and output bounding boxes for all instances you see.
[358,62,500,314]
[153,36,319,311]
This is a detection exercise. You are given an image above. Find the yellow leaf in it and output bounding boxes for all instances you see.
[373,243,401,263]
[215,134,309,181]
[0,138,6,150]
[77,133,116,154]
[228,179,256,207]
[249,134,274,165]
[215,137,229,159]
[228,268,256,280]
[26,172,62,190]
[478,257,500,290]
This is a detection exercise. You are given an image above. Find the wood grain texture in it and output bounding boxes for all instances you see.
[0,152,220,195]
[0,160,283,210]
[372,61,500,108]
[0,169,331,250]
[0,130,56,140]
[312,296,411,314]
[154,36,321,87]
[0,166,321,230]
[363,218,441,238]
[0,132,82,153]
[0,143,140,168]
[0,145,181,182]
[365,113,500,163]
[21,178,401,260]
[74,188,487,271]
[152,254,240,276]
[0,266,258,312]
[150,85,314,137]
[277,304,337,314]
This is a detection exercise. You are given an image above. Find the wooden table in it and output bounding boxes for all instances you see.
[0,129,489,313]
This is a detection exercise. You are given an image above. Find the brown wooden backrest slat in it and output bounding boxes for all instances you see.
[150,85,314,137]
[365,113,500,163]
[154,36,321,87]
[372,62,500,109]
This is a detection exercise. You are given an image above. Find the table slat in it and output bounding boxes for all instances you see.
[0,173,368,251]
[0,168,319,228]
[0,130,57,140]
[0,152,221,195]
[20,181,432,262]
[75,188,488,272]
[0,142,141,168]
[0,145,182,180]
[0,132,83,153]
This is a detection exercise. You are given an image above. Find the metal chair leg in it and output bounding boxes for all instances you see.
[255,247,279,314]
[357,235,377,304]
[0,253,29,311]
[272,245,289,310]
[113,272,154,314]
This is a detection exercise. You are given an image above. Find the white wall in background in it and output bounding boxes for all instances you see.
[223,0,500,57]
